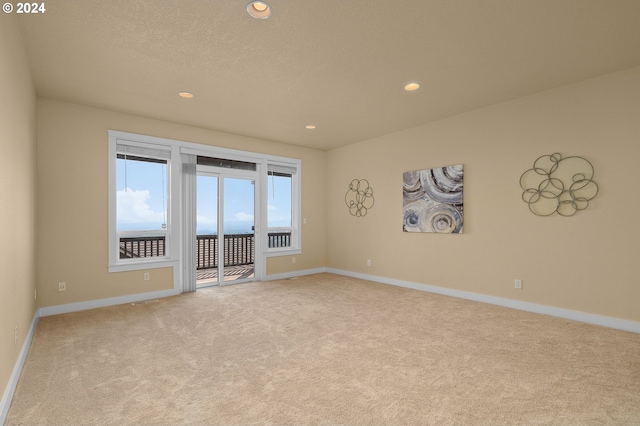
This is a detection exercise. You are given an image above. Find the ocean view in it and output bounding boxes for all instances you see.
[118,219,290,235]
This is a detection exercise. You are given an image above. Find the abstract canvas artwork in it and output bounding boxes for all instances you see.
[403,165,464,233]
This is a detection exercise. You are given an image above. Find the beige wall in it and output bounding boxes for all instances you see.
[36,99,326,308]
[327,66,640,322]
[0,15,37,401]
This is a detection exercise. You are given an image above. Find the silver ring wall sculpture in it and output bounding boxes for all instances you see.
[520,153,599,217]
[345,179,375,217]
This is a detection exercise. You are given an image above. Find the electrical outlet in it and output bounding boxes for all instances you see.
[292,257,296,264]
[58,282,66,292]
[367,259,372,267]
[14,326,18,344]
[144,272,150,281]
[515,279,522,289]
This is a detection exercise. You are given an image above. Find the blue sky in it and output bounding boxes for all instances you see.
[116,158,291,233]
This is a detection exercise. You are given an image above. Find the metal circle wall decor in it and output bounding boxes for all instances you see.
[519,153,599,217]
[345,179,375,217]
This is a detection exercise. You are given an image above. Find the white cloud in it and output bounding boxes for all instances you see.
[268,204,277,211]
[197,215,216,225]
[117,188,165,223]
[234,211,254,221]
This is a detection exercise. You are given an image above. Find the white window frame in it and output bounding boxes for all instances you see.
[264,161,301,256]
[108,133,181,273]
[108,130,302,285]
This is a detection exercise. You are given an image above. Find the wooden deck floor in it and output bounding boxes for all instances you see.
[196,265,254,285]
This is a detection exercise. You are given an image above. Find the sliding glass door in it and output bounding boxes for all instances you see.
[196,171,256,287]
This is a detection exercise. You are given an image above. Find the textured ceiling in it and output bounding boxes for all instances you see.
[16,0,640,150]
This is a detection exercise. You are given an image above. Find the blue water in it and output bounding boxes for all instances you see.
[120,219,288,235]
[197,223,252,235]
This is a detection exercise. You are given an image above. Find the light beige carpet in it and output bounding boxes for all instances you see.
[6,273,640,425]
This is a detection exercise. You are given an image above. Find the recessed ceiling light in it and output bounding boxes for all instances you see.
[247,1,272,19]
[178,91,194,99]
[305,124,316,130]
[404,82,420,92]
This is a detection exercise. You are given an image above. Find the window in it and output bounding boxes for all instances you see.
[109,130,302,279]
[116,152,168,259]
[109,135,175,272]
[266,163,299,253]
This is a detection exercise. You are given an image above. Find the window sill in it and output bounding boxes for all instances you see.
[266,248,302,258]
[108,258,178,273]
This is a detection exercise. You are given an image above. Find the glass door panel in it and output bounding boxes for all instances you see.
[222,177,255,283]
[195,174,255,287]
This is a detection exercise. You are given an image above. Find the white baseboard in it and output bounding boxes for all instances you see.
[327,268,640,334]
[38,289,181,317]
[33,268,640,332]
[38,270,329,317]
[0,311,39,425]
[266,267,328,282]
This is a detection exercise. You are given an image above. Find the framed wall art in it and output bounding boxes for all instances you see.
[403,164,463,233]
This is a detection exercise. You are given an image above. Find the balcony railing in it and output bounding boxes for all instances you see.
[267,231,291,248]
[196,234,254,269]
[119,232,291,268]
[120,236,165,259]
